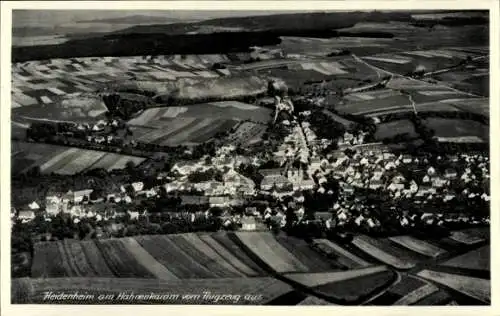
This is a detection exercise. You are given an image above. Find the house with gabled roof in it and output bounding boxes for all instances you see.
[28,201,40,210]
[171,160,200,176]
[369,179,384,190]
[261,175,291,191]
[45,195,62,215]
[241,216,257,231]
[18,210,35,223]
[259,168,284,177]
[73,189,93,204]
[209,196,231,208]
[444,168,458,179]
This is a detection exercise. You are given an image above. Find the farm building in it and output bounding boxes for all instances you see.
[45,196,62,215]
[341,184,355,194]
[28,201,40,210]
[73,189,94,204]
[444,168,458,179]
[259,168,284,177]
[369,180,384,190]
[18,210,36,223]
[261,175,292,191]
[172,161,202,176]
[241,216,257,231]
[131,182,145,192]
[209,196,231,208]
[181,195,209,205]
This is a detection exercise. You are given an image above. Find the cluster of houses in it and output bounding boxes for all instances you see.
[76,119,119,133]
[327,149,490,203]
[168,145,258,203]
[337,130,368,148]
[12,94,490,238]
[273,113,320,169]
[86,135,115,144]
[273,96,294,123]
[326,194,489,232]
[11,179,159,224]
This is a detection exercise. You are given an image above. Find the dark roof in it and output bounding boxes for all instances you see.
[259,168,284,176]
[181,195,209,205]
[315,212,333,220]
[261,175,291,187]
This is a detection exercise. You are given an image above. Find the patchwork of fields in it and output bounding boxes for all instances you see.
[127,102,272,146]
[11,54,233,108]
[253,55,382,91]
[12,93,108,124]
[274,36,396,57]
[16,228,490,305]
[360,48,485,78]
[11,142,145,175]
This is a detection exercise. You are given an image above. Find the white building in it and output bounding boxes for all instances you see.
[73,189,93,204]
[241,216,257,231]
[18,210,36,223]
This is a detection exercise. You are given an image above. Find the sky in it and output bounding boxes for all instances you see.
[13,10,307,28]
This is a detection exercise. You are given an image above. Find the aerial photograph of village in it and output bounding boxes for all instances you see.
[9,9,490,305]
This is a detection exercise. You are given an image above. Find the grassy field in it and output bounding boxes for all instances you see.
[152,75,268,101]
[422,118,489,142]
[336,94,412,115]
[275,36,396,57]
[313,269,395,303]
[127,102,271,146]
[11,142,145,175]
[352,236,420,270]
[31,233,345,281]
[368,274,427,305]
[235,231,309,273]
[312,239,371,269]
[439,98,489,116]
[134,235,217,279]
[417,270,490,304]
[285,265,388,288]
[388,236,447,258]
[12,93,108,124]
[374,120,418,140]
[361,49,469,76]
[441,245,490,272]
[448,231,486,245]
[275,236,342,272]
[23,231,491,305]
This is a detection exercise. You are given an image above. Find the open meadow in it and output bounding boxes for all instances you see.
[11,141,145,175]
